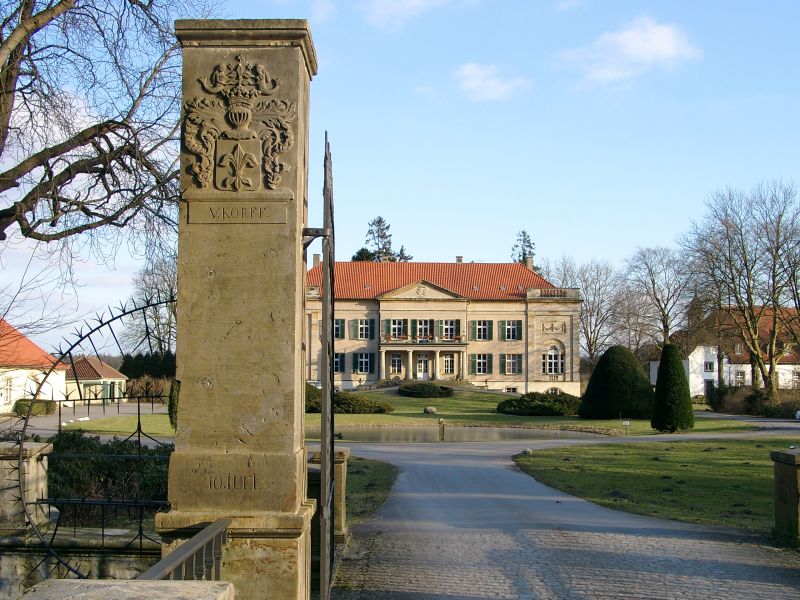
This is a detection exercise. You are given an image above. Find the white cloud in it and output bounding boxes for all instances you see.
[559,16,701,86]
[361,0,452,27]
[454,63,529,101]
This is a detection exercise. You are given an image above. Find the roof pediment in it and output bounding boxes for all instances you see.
[378,280,464,301]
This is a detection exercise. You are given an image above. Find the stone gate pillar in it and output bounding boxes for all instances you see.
[156,20,317,600]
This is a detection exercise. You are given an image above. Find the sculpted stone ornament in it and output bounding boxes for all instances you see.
[183,55,296,192]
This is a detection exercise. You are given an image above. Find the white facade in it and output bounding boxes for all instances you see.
[0,366,66,412]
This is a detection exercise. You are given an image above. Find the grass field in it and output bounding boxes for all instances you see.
[515,438,798,532]
[63,388,758,437]
[346,456,397,523]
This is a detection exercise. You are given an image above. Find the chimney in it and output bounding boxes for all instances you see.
[455,256,463,263]
[313,253,321,268]
[524,256,533,270]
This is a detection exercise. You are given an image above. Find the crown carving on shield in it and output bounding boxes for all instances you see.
[198,55,279,137]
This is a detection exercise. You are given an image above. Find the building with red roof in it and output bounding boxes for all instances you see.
[65,356,128,403]
[0,319,67,411]
[305,258,581,394]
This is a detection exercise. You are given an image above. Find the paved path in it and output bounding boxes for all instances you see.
[334,432,800,600]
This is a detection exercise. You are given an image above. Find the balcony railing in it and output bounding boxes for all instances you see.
[381,335,464,344]
[527,288,580,300]
[139,518,231,581]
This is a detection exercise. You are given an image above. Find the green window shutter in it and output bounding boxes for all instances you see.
[384,319,391,337]
[369,319,375,340]
[516,321,523,340]
[469,320,476,341]
[437,320,443,338]
[428,319,435,334]
[500,354,506,374]
[499,321,506,341]
[542,354,547,373]
[411,319,418,339]
[336,319,345,339]
[352,353,358,372]
[350,320,358,339]
[369,353,375,374]
[403,319,409,337]
[517,354,523,375]
[487,321,493,340]
[487,354,493,374]
[469,354,477,375]
[455,320,461,337]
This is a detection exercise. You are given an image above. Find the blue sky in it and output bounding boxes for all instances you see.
[14,0,800,347]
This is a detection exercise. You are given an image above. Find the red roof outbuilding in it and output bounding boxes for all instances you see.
[0,319,64,370]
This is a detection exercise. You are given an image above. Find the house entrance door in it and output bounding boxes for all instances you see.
[417,354,429,380]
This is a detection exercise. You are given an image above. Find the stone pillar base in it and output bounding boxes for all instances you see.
[772,448,800,546]
[156,502,315,600]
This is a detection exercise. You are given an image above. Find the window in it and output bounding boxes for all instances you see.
[735,370,745,386]
[734,343,744,354]
[704,361,715,373]
[542,345,565,375]
[416,319,430,339]
[441,319,459,340]
[504,320,520,341]
[390,353,402,374]
[443,353,455,374]
[390,319,406,339]
[470,353,493,375]
[505,387,517,393]
[502,354,522,375]
[333,353,344,373]
[793,371,800,389]
[353,352,375,374]
[333,319,345,340]
[546,387,562,395]
[0,378,10,406]
[358,319,371,340]
[472,320,493,340]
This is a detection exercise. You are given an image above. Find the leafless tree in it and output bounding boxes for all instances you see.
[683,182,800,402]
[121,251,177,354]
[608,283,660,355]
[624,246,693,345]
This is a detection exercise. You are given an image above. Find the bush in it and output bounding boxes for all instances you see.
[651,344,694,432]
[305,382,322,413]
[168,379,180,430]
[305,387,394,414]
[710,385,800,418]
[497,392,581,416]
[13,398,56,417]
[333,391,394,414]
[398,382,454,398]
[579,345,654,419]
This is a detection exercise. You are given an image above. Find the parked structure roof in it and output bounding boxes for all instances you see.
[306,261,555,300]
[67,356,128,381]
[0,318,64,370]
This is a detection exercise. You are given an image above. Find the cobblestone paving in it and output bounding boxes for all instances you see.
[332,438,800,600]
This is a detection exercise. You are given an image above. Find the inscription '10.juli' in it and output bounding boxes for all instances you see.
[209,473,257,491]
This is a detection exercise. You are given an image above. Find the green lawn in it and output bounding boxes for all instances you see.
[64,388,757,437]
[346,456,397,524]
[515,438,797,532]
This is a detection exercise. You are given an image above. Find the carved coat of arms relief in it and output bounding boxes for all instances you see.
[183,55,296,193]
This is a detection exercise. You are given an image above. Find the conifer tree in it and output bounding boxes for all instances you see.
[651,343,694,432]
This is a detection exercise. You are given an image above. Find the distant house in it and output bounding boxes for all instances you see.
[305,258,581,394]
[0,319,66,412]
[65,356,128,403]
[647,308,800,397]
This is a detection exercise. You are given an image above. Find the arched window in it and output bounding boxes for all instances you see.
[545,387,562,395]
[542,345,565,375]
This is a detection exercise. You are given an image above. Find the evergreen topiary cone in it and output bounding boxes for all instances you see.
[651,343,694,432]
[579,345,654,419]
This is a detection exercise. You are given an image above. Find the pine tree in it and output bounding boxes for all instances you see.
[651,343,694,432]
[511,230,536,264]
[366,216,393,257]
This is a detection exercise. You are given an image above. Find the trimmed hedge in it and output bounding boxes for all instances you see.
[398,382,454,398]
[579,345,653,419]
[497,392,581,416]
[305,388,394,414]
[651,343,694,432]
[13,398,56,417]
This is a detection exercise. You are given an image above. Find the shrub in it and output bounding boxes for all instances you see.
[497,392,581,416]
[305,382,322,413]
[168,379,180,430]
[13,398,56,417]
[333,391,394,414]
[651,344,694,432]
[398,382,454,398]
[579,345,653,419]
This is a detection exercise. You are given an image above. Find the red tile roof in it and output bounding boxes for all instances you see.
[0,319,64,370]
[307,262,555,300]
[67,356,128,381]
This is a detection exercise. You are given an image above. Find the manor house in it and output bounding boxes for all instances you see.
[305,257,581,395]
